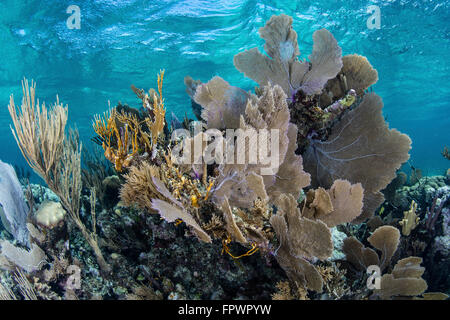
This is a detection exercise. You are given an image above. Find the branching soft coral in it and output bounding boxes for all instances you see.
[119,152,215,243]
[9,79,110,273]
[93,71,166,172]
[93,109,139,172]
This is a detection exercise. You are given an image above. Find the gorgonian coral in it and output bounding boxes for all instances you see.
[442,146,450,160]
[0,160,29,246]
[303,93,411,222]
[375,257,428,299]
[183,76,367,292]
[1,12,427,300]
[343,227,430,300]
[210,83,310,206]
[193,76,251,130]
[9,79,110,273]
[232,14,411,222]
[346,225,401,272]
[319,54,378,107]
[269,179,364,292]
[93,13,411,294]
[233,14,342,98]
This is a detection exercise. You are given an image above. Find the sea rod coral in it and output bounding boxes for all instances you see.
[8,79,110,273]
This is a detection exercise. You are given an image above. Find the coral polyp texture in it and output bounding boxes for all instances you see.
[0,14,448,301]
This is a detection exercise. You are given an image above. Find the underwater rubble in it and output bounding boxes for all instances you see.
[0,14,448,301]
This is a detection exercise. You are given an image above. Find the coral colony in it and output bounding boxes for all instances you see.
[0,14,449,300]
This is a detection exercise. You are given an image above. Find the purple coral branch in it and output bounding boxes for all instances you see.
[192,168,201,180]
[426,195,449,231]
[425,197,437,230]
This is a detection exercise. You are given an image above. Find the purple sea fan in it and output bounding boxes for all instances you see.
[193,76,251,130]
[233,14,343,98]
[303,93,412,222]
[0,159,29,246]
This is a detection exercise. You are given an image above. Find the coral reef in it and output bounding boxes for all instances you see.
[354,173,450,294]
[1,14,446,301]
[231,14,411,224]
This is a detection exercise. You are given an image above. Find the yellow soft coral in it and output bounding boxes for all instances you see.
[399,200,420,236]
[132,70,166,148]
[92,109,139,172]
[93,71,166,171]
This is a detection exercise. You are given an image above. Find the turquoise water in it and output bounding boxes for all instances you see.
[0,0,449,175]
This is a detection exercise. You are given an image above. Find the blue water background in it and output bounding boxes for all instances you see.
[0,0,449,178]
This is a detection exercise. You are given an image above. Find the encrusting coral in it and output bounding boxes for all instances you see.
[34,201,66,229]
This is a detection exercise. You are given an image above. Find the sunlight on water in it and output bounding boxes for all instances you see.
[0,0,448,175]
